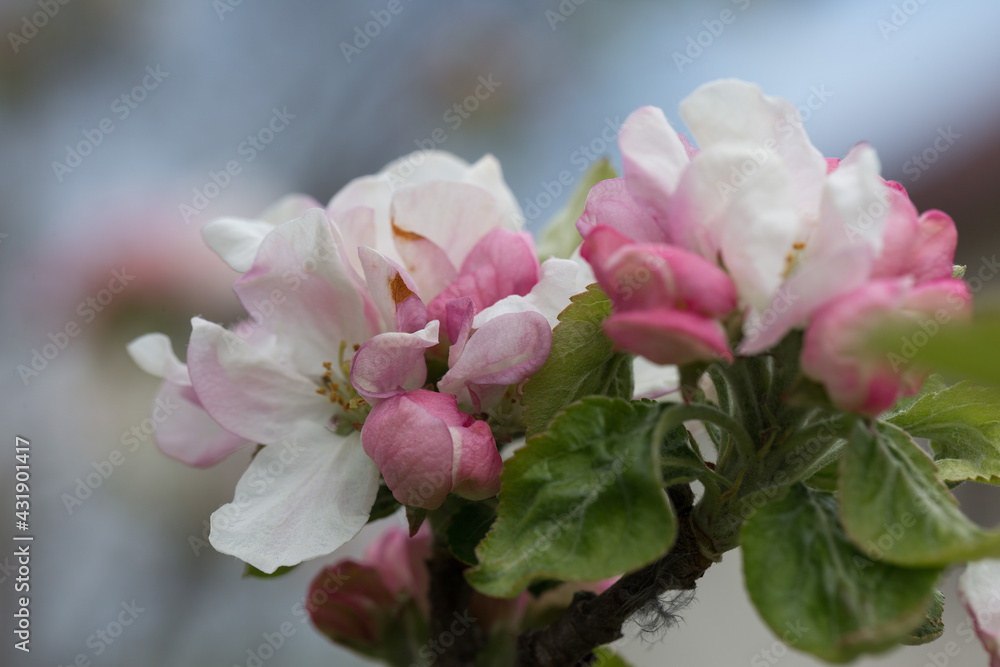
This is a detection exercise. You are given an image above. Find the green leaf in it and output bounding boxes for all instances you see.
[367,482,401,523]
[887,379,1000,484]
[881,374,948,421]
[804,458,840,492]
[535,158,617,260]
[466,397,676,598]
[243,563,297,579]
[902,589,946,645]
[742,484,942,663]
[660,425,706,487]
[521,284,634,436]
[840,420,1000,567]
[446,501,497,566]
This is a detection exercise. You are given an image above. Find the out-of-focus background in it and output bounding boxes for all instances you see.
[1,0,999,665]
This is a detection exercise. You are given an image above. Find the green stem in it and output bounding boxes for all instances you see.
[655,403,757,467]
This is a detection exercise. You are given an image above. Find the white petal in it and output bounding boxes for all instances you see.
[390,181,506,271]
[381,150,471,183]
[807,143,886,263]
[959,559,1000,664]
[464,154,524,230]
[680,79,826,221]
[127,333,189,385]
[632,358,681,401]
[475,257,594,330]
[234,209,376,371]
[202,194,320,273]
[619,106,690,215]
[210,426,379,573]
[718,154,802,311]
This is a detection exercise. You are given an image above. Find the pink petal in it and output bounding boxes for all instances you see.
[909,210,958,283]
[604,309,733,365]
[452,418,503,501]
[150,380,248,467]
[427,228,539,323]
[583,228,736,317]
[871,187,920,280]
[800,278,971,415]
[438,311,552,408]
[350,321,439,402]
[363,524,432,604]
[577,178,666,244]
[445,297,475,367]
[361,391,458,509]
[186,317,332,445]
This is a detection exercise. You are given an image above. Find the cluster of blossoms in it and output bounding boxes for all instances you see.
[130,151,596,571]
[578,78,970,414]
[129,79,998,665]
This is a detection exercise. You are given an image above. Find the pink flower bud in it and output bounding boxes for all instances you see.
[361,390,501,509]
[802,277,972,415]
[581,224,736,364]
[307,560,398,650]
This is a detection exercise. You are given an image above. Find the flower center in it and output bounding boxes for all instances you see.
[314,341,370,429]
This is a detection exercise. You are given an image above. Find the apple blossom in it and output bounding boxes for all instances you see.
[139,152,578,572]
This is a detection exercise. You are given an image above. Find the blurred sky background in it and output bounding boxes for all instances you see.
[2,0,1000,665]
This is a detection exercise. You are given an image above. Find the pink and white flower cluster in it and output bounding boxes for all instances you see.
[577,79,971,415]
[129,151,593,572]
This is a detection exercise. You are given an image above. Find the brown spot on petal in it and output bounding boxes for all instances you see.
[391,217,424,242]
[792,242,806,250]
[390,273,415,305]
